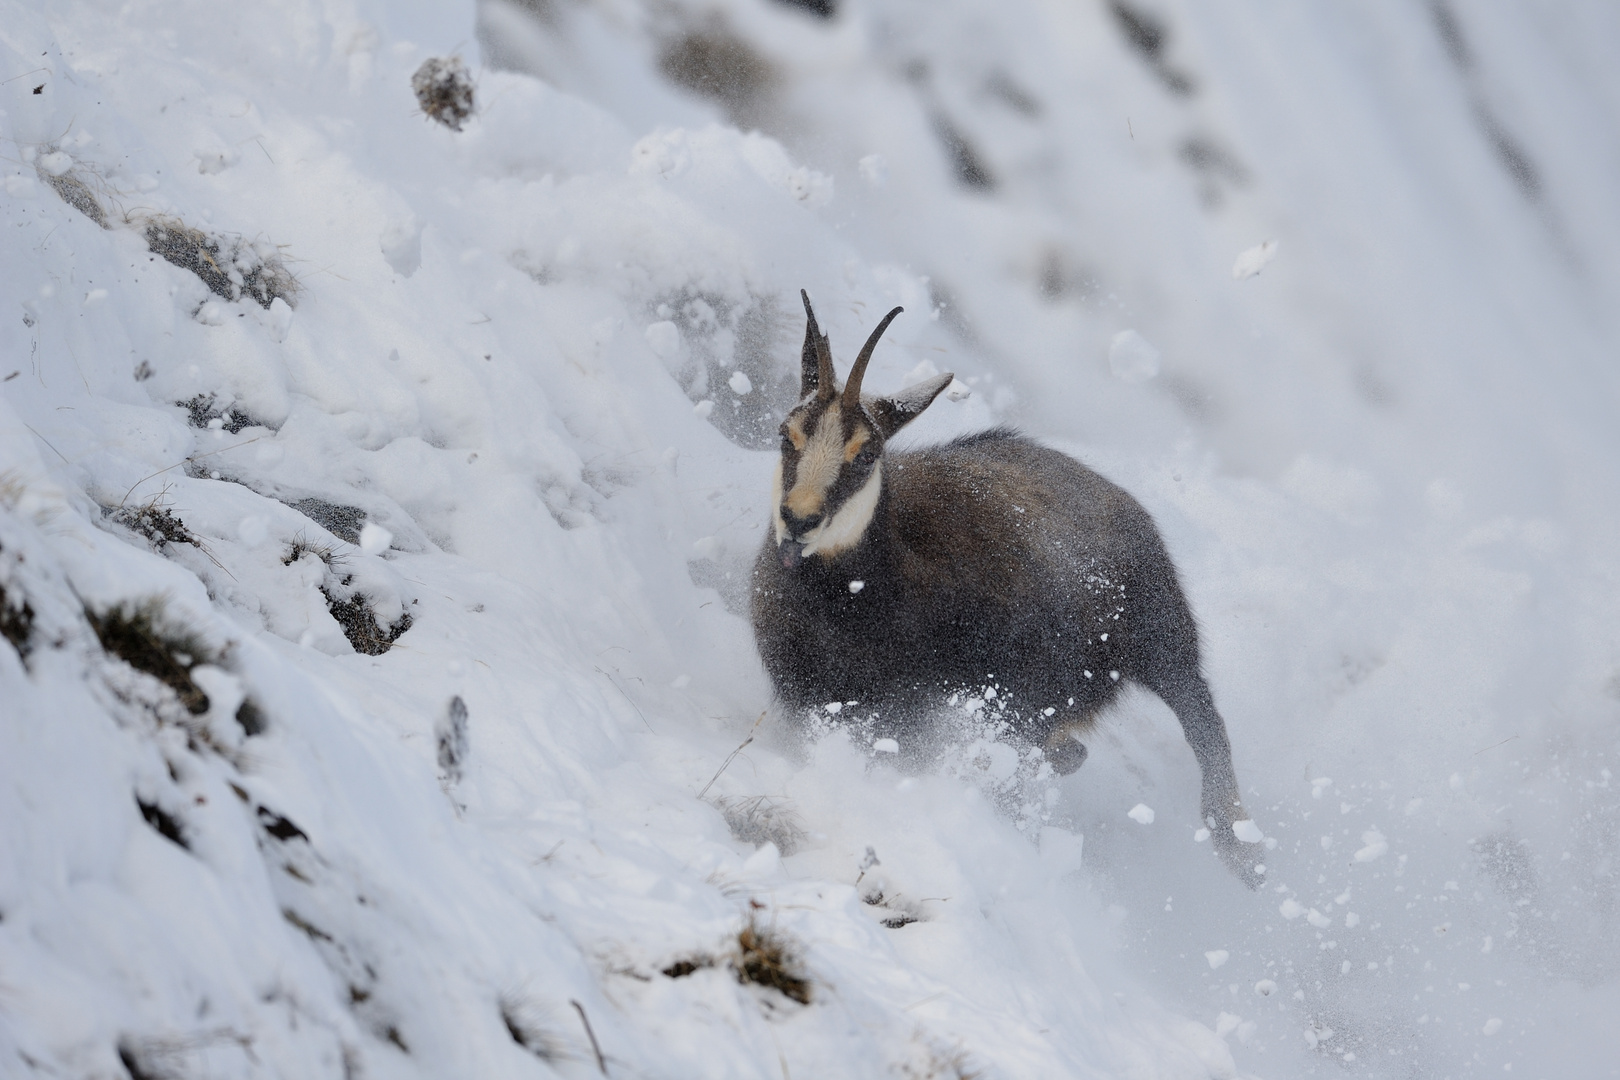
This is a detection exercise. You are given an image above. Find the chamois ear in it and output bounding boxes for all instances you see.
[867,372,954,438]
[799,289,835,400]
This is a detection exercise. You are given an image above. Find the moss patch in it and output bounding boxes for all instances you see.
[86,600,213,714]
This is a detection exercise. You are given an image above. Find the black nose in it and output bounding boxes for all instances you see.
[779,508,821,538]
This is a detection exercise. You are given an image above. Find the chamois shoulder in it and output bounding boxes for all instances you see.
[885,428,1152,559]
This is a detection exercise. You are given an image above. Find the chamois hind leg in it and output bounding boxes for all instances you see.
[1127,559,1263,889]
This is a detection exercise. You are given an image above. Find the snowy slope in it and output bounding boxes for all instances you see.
[3,0,1619,1077]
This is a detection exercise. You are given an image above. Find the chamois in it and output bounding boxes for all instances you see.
[751,291,1262,887]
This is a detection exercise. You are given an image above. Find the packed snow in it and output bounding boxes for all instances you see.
[4,0,1620,1077]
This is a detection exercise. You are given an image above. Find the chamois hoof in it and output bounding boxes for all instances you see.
[1046,735,1088,776]
[1213,835,1266,891]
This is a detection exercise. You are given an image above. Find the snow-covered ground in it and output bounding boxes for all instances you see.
[3,0,1619,1076]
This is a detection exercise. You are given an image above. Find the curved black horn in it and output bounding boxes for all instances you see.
[800,289,836,400]
[842,306,903,411]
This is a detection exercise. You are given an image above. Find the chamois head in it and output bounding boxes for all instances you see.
[771,291,953,569]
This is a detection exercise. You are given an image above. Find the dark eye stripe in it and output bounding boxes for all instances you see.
[825,458,874,506]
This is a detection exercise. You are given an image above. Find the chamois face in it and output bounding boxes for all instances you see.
[771,291,954,570]
[773,395,885,566]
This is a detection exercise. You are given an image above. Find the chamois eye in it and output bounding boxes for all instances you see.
[780,434,794,453]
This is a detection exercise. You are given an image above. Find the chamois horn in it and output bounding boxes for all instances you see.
[842,305,904,412]
[800,290,837,401]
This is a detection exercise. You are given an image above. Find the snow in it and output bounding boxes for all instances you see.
[357,522,393,556]
[1231,819,1264,844]
[1129,802,1157,824]
[1354,829,1391,862]
[4,0,1620,1076]
[1230,240,1278,281]
[1107,328,1162,383]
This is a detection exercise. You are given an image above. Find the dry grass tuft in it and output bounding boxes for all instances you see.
[734,914,811,1004]
[0,469,28,508]
[412,57,475,130]
[713,795,805,855]
[142,215,298,309]
[117,1030,254,1080]
[498,994,572,1063]
[283,533,343,567]
[113,495,202,551]
[900,1038,984,1080]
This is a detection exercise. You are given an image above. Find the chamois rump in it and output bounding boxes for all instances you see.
[751,291,1261,887]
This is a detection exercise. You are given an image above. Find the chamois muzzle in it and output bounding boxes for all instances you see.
[777,507,822,568]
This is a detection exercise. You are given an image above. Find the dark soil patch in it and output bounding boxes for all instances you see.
[257,806,308,843]
[144,216,297,310]
[438,695,468,781]
[137,796,189,849]
[289,499,366,545]
[0,581,35,660]
[43,169,108,228]
[177,392,265,433]
[662,957,713,979]
[322,584,412,656]
[234,699,267,737]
